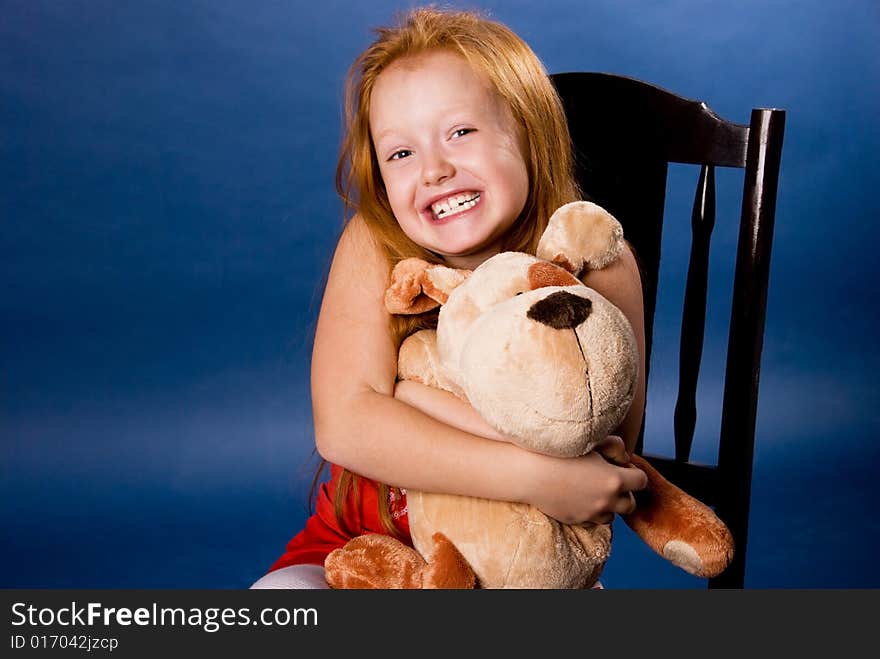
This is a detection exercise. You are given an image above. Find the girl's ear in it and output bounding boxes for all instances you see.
[385,258,471,314]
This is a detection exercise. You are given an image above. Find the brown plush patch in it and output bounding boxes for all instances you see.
[324,534,427,589]
[549,253,578,275]
[527,291,592,330]
[385,258,440,314]
[528,261,580,290]
[324,531,475,590]
[420,533,476,589]
[384,258,471,314]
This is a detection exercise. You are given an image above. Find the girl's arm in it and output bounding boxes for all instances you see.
[393,380,508,442]
[393,380,635,481]
[311,215,647,525]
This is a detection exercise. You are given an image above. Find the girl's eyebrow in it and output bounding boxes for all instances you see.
[372,108,483,146]
[372,127,397,143]
[373,116,432,142]
[372,133,403,158]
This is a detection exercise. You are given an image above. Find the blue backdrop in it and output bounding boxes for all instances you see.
[2,0,878,588]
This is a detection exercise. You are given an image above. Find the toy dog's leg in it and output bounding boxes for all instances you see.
[420,532,476,589]
[623,455,735,579]
[324,533,475,589]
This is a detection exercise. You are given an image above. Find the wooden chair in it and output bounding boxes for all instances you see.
[550,72,785,588]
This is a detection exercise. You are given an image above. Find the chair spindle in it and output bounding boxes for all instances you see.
[674,165,716,462]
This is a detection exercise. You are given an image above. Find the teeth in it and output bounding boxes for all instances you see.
[431,192,480,219]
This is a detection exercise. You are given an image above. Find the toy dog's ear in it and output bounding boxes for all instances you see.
[385,258,471,314]
[537,201,625,277]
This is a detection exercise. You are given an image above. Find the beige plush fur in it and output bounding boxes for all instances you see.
[537,200,625,273]
[324,202,733,589]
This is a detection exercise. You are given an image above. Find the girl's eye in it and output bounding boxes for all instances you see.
[389,149,412,161]
[452,128,475,139]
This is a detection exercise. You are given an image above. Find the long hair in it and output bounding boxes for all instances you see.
[319,6,580,536]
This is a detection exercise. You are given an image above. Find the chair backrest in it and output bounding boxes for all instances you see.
[550,72,785,588]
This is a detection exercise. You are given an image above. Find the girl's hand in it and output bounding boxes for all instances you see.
[524,435,648,525]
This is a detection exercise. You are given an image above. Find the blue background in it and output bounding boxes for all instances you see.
[2,0,878,589]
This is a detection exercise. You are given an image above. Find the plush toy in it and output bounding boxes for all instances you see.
[324,201,734,589]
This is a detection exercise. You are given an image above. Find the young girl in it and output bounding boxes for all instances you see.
[251,6,648,589]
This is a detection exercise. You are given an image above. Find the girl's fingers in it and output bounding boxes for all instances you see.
[582,513,615,527]
[621,463,649,492]
[594,435,629,466]
[615,491,637,515]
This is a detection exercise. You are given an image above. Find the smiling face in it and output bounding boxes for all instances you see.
[369,50,530,269]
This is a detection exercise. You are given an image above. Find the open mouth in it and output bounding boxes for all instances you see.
[429,192,481,221]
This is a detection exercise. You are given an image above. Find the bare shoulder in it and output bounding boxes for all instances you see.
[333,214,386,274]
[338,212,381,255]
[321,214,390,309]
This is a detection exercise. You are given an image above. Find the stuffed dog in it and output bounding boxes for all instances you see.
[324,201,734,588]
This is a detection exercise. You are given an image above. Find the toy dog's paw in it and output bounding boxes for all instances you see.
[324,532,476,589]
[623,455,734,579]
[324,534,427,589]
[537,201,624,276]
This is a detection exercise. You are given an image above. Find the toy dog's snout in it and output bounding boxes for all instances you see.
[526,290,592,330]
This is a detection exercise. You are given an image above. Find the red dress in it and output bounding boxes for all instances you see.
[268,463,412,572]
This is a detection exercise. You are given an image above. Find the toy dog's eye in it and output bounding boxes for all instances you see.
[515,291,523,296]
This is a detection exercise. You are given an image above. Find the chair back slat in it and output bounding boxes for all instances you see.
[674,165,716,462]
[712,108,786,588]
[551,72,750,166]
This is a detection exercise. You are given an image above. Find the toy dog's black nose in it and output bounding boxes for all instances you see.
[527,291,592,330]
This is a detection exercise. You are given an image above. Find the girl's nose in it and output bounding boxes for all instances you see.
[422,153,455,185]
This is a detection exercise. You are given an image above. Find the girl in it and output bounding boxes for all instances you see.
[251,6,648,590]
